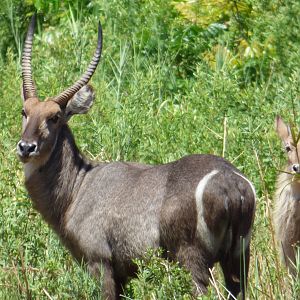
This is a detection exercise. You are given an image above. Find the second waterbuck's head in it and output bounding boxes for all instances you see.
[17,14,102,165]
[275,116,300,174]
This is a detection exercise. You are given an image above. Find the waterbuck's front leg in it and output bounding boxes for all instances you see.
[88,260,121,300]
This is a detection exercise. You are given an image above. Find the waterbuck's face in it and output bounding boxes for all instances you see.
[18,97,62,163]
[17,14,102,164]
[275,116,300,174]
[17,86,95,163]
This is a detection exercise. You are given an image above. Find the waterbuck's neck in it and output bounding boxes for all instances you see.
[24,125,94,232]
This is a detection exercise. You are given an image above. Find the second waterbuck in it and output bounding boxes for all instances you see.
[17,15,256,299]
[274,116,300,276]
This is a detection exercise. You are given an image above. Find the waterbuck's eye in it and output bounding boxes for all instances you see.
[285,145,292,152]
[21,109,27,118]
[49,115,59,124]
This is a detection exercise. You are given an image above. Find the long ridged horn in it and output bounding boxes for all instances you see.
[22,13,37,100]
[54,22,103,107]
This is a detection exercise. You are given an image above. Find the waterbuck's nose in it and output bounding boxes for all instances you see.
[17,140,37,157]
[292,164,300,174]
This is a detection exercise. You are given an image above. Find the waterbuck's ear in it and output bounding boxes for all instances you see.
[65,85,95,120]
[275,115,291,142]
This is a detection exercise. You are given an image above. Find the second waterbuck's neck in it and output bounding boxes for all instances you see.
[24,125,93,231]
[276,168,300,202]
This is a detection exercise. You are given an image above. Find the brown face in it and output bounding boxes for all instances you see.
[275,116,300,174]
[283,141,300,174]
[17,85,95,164]
[17,98,63,163]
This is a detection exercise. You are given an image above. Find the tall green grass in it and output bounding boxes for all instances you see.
[0,0,300,299]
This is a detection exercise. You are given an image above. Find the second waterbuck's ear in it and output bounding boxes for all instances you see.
[65,85,95,120]
[275,115,291,142]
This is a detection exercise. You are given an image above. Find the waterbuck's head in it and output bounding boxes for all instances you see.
[275,116,300,175]
[17,14,102,164]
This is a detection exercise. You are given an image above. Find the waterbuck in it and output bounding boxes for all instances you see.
[17,15,256,299]
[274,116,300,276]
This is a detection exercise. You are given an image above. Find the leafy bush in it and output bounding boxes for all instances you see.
[174,0,300,83]
[125,249,193,300]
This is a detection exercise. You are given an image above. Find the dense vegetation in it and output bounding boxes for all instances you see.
[0,0,299,299]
